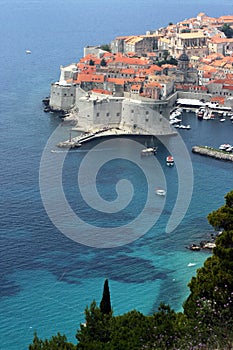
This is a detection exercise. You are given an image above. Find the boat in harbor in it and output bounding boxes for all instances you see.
[178,124,191,129]
[170,118,182,125]
[196,107,205,120]
[155,188,166,196]
[141,146,157,156]
[219,143,232,151]
[166,155,174,167]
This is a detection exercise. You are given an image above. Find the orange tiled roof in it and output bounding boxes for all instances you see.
[210,79,233,85]
[92,89,112,95]
[121,68,136,75]
[219,15,233,22]
[161,64,177,69]
[106,78,125,85]
[110,55,149,66]
[76,73,105,83]
[223,85,233,90]
[144,81,162,88]
[211,96,225,104]
[131,84,141,90]
[210,36,228,44]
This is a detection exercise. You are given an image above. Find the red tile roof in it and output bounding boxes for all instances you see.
[76,73,105,83]
[106,78,125,85]
[92,89,112,95]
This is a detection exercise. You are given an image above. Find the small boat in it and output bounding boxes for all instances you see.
[220,118,225,122]
[155,188,166,196]
[187,263,197,267]
[178,124,191,129]
[219,144,232,151]
[166,155,174,167]
[196,107,205,120]
[25,50,31,54]
[141,147,157,156]
[188,244,201,251]
[170,118,182,125]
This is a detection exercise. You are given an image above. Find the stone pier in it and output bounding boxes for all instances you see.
[192,146,233,162]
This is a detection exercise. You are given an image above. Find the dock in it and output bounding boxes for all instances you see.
[192,146,233,162]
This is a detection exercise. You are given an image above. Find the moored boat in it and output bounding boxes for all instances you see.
[141,147,157,156]
[166,155,174,166]
[196,107,205,120]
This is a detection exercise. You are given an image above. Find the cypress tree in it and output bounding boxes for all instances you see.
[100,279,111,315]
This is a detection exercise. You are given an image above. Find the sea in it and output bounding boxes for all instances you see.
[0,0,233,349]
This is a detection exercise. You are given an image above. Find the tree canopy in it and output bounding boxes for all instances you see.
[100,279,112,315]
[220,23,233,38]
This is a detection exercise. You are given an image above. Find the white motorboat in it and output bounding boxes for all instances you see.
[170,118,181,125]
[141,147,157,156]
[155,188,166,196]
[219,144,232,151]
[178,124,191,129]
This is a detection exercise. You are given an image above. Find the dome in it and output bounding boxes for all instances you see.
[178,52,189,62]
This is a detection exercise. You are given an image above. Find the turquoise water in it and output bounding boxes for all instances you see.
[0,1,233,349]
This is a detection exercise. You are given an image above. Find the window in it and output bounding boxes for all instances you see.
[106,112,110,116]
[96,113,100,117]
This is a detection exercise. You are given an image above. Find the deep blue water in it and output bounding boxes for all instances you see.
[0,0,233,349]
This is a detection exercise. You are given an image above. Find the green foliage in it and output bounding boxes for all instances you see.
[76,300,112,348]
[29,332,75,350]
[100,58,107,66]
[220,23,233,38]
[100,44,111,52]
[89,59,95,66]
[181,29,191,33]
[100,279,112,315]
[208,190,233,231]
[183,190,233,348]
[156,57,178,66]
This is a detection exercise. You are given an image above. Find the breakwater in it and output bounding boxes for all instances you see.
[192,146,233,162]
